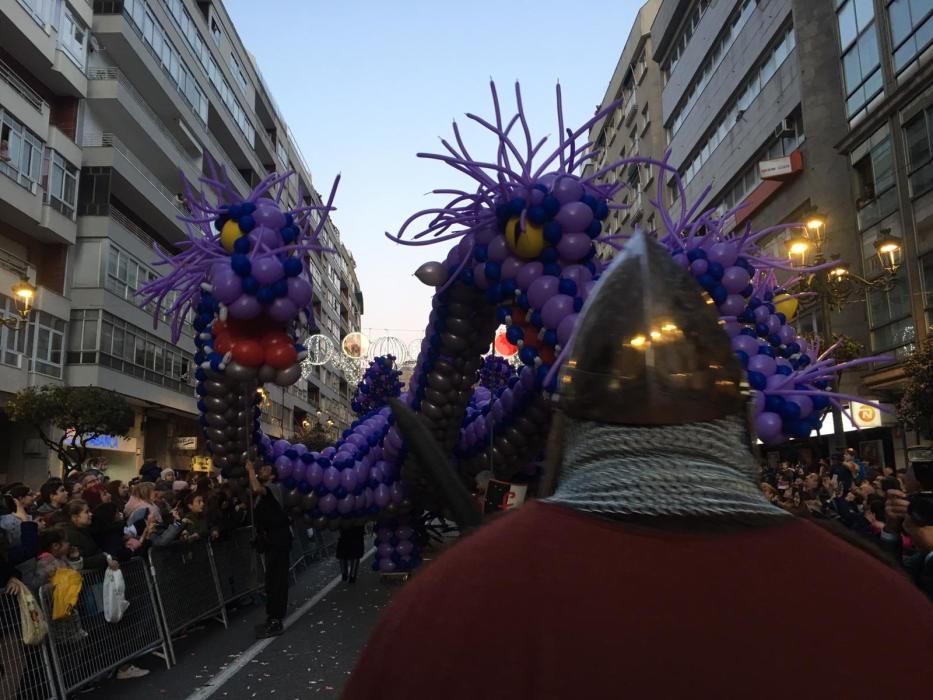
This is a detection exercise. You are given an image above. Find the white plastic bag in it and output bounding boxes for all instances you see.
[17,586,48,646]
[102,568,130,623]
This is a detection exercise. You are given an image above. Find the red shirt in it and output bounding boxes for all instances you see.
[344,501,933,699]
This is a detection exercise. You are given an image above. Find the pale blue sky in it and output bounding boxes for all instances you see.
[226,0,640,350]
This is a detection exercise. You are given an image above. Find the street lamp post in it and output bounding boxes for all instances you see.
[784,212,902,452]
[1,278,37,382]
[0,277,37,331]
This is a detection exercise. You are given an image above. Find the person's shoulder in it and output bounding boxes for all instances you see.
[784,518,933,612]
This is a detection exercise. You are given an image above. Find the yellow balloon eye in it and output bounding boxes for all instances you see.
[773,293,799,322]
[220,220,243,252]
[504,217,545,259]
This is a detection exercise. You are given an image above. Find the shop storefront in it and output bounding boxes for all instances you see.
[758,402,905,471]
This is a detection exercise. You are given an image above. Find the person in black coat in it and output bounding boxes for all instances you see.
[246,460,292,639]
[337,525,365,583]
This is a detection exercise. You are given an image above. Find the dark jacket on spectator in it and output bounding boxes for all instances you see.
[880,531,933,601]
[63,523,109,571]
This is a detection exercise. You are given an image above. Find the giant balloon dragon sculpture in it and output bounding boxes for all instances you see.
[141,82,883,573]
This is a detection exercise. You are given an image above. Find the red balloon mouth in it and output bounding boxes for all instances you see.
[212,316,298,370]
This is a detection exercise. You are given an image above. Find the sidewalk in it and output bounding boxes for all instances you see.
[88,552,394,699]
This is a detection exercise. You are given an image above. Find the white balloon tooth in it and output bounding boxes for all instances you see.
[219,304,228,322]
[200,283,213,292]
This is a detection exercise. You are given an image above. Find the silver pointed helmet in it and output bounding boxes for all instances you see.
[558,230,747,425]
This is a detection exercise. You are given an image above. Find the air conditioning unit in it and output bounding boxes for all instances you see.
[774,119,795,138]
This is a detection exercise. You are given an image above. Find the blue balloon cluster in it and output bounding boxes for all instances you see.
[351,355,404,416]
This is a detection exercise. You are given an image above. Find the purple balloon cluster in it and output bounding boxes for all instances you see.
[372,523,418,573]
[209,200,314,325]
[478,355,515,392]
[662,222,880,446]
[351,355,404,416]
[257,406,409,529]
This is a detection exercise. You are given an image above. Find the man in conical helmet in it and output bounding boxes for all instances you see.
[344,232,933,699]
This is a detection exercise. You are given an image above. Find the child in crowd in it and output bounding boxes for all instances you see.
[35,528,87,642]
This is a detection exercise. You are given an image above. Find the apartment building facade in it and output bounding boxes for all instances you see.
[584,0,666,259]
[0,0,362,484]
[647,0,930,462]
[828,0,933,407]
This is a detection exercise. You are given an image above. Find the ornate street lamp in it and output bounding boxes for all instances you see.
[873,229,903,275]
[1,278,37,330]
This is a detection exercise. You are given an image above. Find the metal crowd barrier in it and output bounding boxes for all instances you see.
[211,527,264,604]
[40,558,170,698]
[19,524,327,697]
[0,591,56,700]
[148,540,227,665]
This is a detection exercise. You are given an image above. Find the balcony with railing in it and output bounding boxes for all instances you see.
[80,131,187,215]
[0,55,47,114]
[0,248,31,278]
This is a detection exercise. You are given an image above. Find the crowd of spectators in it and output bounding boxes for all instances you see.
[760,447,933,600]
[0,459,254,682]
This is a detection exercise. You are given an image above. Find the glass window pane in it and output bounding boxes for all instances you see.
[100,321,112,354]
[921,254,933,308]
[82,319,96,350]
[842,47,863,94]
[838,0,858,48]
[51,333,62,363]
[889,0,913,45]
[37,329,49,360]
[873,139,895,191]
[868,288,888,325]
[854,0,875,31]
[905,114,931,167]
[858,28,881,76]
[112,327,124,357]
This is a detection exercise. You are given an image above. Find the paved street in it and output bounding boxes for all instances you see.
[89,551,394,699]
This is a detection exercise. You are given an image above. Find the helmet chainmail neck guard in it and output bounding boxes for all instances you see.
[547,230,788,518]
[546,415,788,517]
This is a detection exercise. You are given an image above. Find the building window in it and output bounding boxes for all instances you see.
[715,115,805,214]
[662,0,712,78]
[920,253,933,331]
[210,17,222,45]
[275,138,288,164]
[837,0,883,119]
[867,275,915,357]
[229,54,248,92]
[904,105,933,196]
[29,310,65,378]
[17,0,49,25]
[160,0,256,145]
[669,0,756,136]
[70,310,194,393]
[45,150,79,219]
[60,8,88,68]
[680,25,796,187]
[123,0,209,123]
[888,0,933,72]
[0,293,27,368]
[0,108,43,191]
[106,245,156,302]
[851,129,897,230]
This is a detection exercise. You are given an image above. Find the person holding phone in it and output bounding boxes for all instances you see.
[246,460,292,638]
[881,445,933,600]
